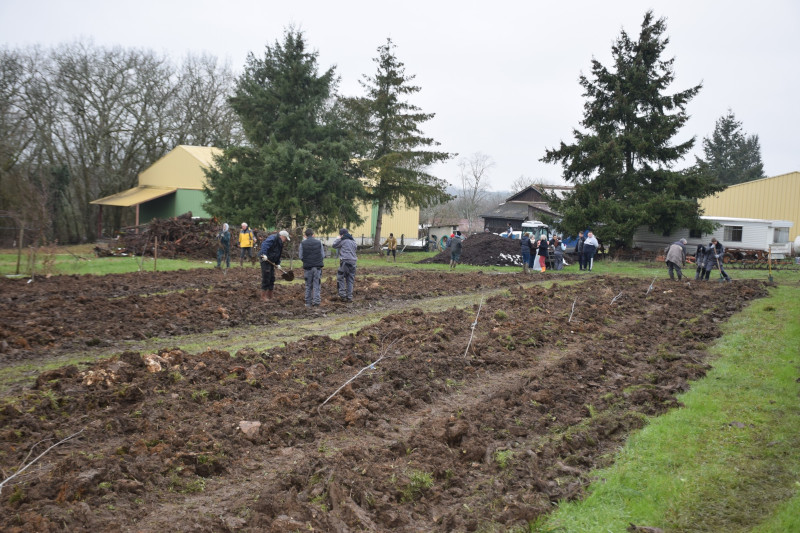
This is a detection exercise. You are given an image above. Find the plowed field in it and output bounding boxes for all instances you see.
[0,268,769,531]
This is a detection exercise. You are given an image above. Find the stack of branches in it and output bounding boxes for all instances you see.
[125,213,220,259]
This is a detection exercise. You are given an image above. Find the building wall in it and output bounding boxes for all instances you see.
[700,171,800,241]
[348,199,419,243]
[140,190,209,222]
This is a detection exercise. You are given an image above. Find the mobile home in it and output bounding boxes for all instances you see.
[632,216,794,259]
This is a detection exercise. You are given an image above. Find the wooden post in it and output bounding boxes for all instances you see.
[15,226,24,275]
[154,236,158,272]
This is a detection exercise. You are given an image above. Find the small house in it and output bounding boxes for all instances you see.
[480,185,569,233]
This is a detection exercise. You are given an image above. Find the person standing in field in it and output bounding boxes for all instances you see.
[551,235,565,271]
[447,231,464,270]
[665,238,687,280]
[694,244,707,280]
[259,230,290,301]
[332,228,358,302]
[582,232,599,272]
[536,236,549,272]
[705,237,732,282]
[576,231,586,270]
[216,223,231,269]
[238,223,257,267]
[383,233,398,262]
[299,228,324,307]
[520,232,533,273]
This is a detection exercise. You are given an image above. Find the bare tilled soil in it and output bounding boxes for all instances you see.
[0,269,769,532]
[0,266,537,364]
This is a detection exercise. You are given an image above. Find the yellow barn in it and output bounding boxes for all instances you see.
[91,145,419,241]
[700,171,800,242]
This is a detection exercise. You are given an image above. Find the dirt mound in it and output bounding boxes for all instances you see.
[420,232,525,266]
[0,274,770,531]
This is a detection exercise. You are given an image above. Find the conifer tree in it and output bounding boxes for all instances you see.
[203,29,364,233]
[541,11,722,248]
[344,39,453,250]
[697,109,765,186]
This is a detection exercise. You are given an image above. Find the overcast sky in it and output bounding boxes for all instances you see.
[2,0,798,192]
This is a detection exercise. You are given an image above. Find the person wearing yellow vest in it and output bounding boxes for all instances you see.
[238,223,257,267]
[383,233,398,262]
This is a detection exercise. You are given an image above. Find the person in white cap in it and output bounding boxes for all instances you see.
[258,230,290,301]
[238,222,257,267]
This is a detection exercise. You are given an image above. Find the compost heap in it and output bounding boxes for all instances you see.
[420,232,526,266]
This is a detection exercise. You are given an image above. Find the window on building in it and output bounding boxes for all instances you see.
[689,229,703,239]
[723,225,743,242]
[773,227,789,244]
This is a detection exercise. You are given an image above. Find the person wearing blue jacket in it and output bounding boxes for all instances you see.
[259,230,290,301]
[704,238,732,282]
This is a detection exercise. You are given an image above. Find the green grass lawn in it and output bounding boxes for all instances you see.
[535,281,800,533]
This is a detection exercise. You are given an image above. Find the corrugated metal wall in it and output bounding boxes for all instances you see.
[348,199,419,242]
[700,172,800,241]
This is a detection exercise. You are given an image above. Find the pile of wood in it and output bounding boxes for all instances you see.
[95,213,267,260]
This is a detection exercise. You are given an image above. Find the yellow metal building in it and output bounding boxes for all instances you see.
[348,199,420,244]
[91,146,221,226]
[700,171,800,242]
[91,145,419,240]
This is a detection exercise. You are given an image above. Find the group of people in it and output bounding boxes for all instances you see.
[574,231,600,271]
[665,237,732,282]
[519,233,567,273]
[215,222,259,269]
[215,222,360,306]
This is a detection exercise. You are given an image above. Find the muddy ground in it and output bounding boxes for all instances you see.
[0,267,770,532]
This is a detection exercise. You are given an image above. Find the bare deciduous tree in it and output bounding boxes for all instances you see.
[455,152,493,232]
[0,42,242,243]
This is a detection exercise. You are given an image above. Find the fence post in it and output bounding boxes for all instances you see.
[16,226,24,275]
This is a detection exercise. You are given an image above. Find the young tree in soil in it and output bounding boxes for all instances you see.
[342,38,453,251]
[203,28,365,234]
[695,109,765,186]
[541,11,722,249]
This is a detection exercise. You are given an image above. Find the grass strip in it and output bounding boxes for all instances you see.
[537,283,800,532]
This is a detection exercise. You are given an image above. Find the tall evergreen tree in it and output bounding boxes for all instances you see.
[203,29,364,233]
[697,109,765,186]
[344,39,453,250]
[541,11,722,248]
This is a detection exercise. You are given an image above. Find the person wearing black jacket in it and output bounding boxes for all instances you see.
[536,237,549,273]
[259,230,290,301]
[299,228,324,307]
[520,232,532,273]
[694,244,707,280]
[576,231,585,270]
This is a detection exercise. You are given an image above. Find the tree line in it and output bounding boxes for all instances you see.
[1,33,453,249]
[2,15,766,249]
[0,42,243,244]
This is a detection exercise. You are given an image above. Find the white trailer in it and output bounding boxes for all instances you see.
[632,216,794,260]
